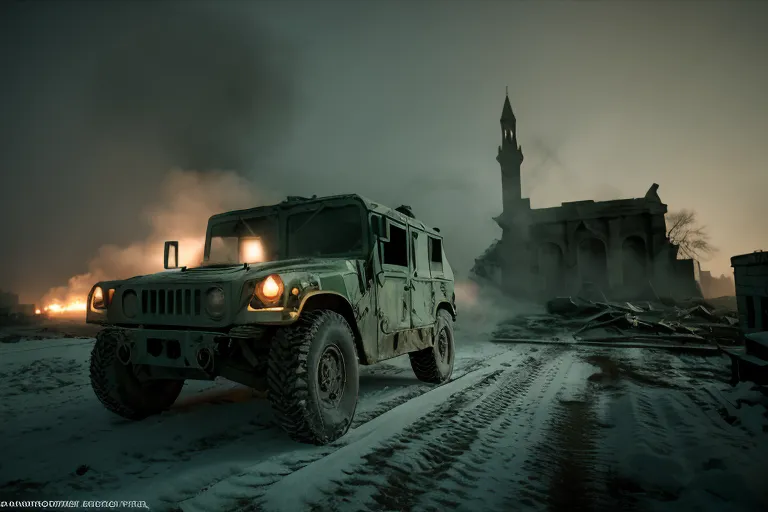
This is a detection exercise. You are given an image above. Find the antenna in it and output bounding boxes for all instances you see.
[506,85,508,96]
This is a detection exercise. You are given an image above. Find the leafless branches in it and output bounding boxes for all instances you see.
[665,209,718,261]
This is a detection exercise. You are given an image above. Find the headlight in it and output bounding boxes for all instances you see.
[205,286,226,319]
[122,290,138,318]
[254,274,284,306]
[91,286,106,310]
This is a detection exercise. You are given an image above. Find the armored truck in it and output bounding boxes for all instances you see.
[86,194,457,445]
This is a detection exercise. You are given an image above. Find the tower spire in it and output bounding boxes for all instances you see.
[501,94,515,122]
[496,90,524,218]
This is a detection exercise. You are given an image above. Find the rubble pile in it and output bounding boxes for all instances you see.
[493,295,741,352]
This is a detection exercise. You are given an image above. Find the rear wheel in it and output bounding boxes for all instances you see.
[410,309,455,384]
[267,310,359,445]
[90,328,184,420]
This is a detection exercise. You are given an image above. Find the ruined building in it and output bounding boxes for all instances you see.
[697,262,736,299]
[731,251,768,333]
[473,94,699,300]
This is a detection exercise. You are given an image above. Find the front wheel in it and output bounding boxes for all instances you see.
[267,310,360,445]
[90,328,184,420]
[409,309,455,384]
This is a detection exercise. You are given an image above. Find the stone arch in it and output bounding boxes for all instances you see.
[538,242,564,291]
[622,236,647,288]
[577,237,608,287]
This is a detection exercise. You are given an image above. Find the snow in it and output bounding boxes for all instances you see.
[2,308,767,512]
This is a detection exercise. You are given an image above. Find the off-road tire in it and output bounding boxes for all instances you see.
[90,328,184,420]
[267,310,359,445]
[409,309,455,384]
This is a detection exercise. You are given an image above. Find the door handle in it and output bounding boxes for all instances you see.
[404,285,410,291]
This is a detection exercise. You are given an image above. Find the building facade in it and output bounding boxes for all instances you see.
[731,251,768,333]
[475,94,699,300]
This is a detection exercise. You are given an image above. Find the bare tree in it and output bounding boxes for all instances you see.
[665,209,718,261]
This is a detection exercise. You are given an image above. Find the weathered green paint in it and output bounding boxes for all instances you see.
[86,194,456,382]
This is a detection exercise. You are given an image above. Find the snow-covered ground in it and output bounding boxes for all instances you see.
[1,309,767,511]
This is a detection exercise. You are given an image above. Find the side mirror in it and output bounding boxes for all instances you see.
[164,241,179,269]
[370,214,390,242]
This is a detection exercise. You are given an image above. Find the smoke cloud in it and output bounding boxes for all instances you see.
[454,279,544,343]
[42,170,275,306]
[0,2,297,303]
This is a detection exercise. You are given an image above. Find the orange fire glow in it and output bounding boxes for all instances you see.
[44,300,87,314]
[240,238,265,263]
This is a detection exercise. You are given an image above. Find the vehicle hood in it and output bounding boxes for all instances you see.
[118,258,357,286]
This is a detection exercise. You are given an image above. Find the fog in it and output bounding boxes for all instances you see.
[2,1,767,303]
[0,1,294,302]
[40,170,270,306]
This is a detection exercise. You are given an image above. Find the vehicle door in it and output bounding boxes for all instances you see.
[409,226,435,328]
[374,216,412,338]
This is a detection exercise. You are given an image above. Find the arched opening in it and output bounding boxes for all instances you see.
[577,238,608,288]
[622,236,647,288]
[538,243,564,292]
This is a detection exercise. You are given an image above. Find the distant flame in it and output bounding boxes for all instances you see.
[44,300,87,314]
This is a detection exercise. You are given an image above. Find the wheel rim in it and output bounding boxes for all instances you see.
[318,344,346,408]
[436,327,450,363]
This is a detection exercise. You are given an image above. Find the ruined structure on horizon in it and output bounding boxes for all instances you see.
[473,94,700,300]
[731,251,768,333]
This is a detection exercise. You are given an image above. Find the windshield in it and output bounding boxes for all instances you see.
[286,204,365,258]
[206,215,279,265]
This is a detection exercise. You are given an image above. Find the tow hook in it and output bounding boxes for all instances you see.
[196,346,215,373]
[116,341,132,365]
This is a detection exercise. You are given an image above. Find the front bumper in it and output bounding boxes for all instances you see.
[115,328,221,370]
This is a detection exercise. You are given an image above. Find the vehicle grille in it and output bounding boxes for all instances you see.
[141,288,202,317]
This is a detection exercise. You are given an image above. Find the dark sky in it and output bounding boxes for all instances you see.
[1,0,767,303]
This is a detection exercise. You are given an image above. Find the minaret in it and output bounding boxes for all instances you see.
[496,92,525,219]
[493,91,531,296]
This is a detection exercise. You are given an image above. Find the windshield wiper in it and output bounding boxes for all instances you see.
[292,205,326,237]
[236,216,259,237]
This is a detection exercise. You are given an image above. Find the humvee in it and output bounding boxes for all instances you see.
[86,194,456,445]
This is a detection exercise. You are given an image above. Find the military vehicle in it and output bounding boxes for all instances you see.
[86,194,457,445]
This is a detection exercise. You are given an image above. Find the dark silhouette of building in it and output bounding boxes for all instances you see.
[474,93,699,300]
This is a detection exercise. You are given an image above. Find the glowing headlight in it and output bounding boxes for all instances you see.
[91,286,106,310]
[205,287,226,319]
[254,274,284,306]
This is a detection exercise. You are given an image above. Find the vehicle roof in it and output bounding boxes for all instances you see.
[208,193,443,237]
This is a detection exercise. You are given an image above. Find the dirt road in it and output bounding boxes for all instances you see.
[1,332,766,512]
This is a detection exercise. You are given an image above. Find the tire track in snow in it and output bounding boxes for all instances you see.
[351,354,509,429]
[512,377,642,512]
[518,398,603,511]
[589,352,699,505]
[419,351,577,512]
[177,345,537,512]
[272,346,564,512]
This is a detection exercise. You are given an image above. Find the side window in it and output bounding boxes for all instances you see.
[429,237,443,273]
[382,222,408,267]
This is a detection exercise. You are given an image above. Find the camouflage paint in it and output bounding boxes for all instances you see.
[85,194,456,385]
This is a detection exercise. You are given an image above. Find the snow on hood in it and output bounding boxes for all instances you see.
[118,257,355,285]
